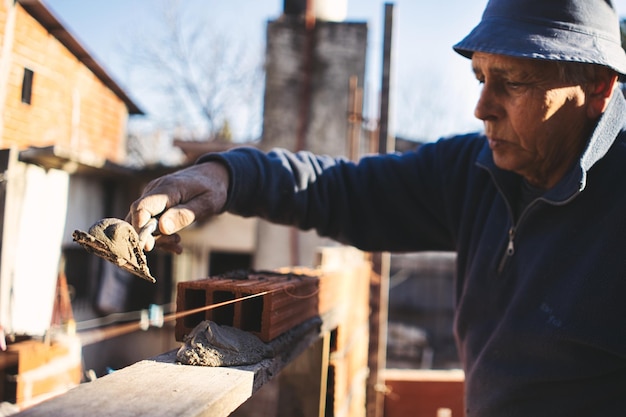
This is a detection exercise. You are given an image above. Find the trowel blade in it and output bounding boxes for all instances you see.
[72,218,156,283]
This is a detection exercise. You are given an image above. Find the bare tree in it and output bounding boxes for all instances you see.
[120,0,264,143]
[394,63,482,142]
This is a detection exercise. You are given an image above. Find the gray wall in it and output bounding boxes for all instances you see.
[255,19,368,269]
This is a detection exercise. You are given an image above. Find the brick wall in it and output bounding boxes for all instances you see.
[0,2,128,163]
[177,247,373,417]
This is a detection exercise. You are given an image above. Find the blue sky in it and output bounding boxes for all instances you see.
[41,0,626,141]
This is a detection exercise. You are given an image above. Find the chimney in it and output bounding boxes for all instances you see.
[283,0,307,16]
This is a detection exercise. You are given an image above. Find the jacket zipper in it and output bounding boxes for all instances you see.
[478,162,583,276]
[496,194,571,274]
[498,226,515,273]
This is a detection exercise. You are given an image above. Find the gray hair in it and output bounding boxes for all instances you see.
[555,61,610,86]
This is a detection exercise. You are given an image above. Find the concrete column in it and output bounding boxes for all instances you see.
[256,18,367,269]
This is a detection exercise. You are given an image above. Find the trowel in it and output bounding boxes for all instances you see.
[72,217,158,283]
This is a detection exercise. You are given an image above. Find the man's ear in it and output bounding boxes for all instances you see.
[587,69,619,118]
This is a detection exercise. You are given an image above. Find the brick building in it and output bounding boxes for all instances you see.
[0,0,149,332]
[0,0,159,406]
[0,0,141,161]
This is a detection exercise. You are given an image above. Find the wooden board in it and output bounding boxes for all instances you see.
[15,317,326,417]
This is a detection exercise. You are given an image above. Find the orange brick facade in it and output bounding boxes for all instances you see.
[0,1,129,163]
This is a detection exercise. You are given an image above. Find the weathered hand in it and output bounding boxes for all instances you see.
[127,161,230,253]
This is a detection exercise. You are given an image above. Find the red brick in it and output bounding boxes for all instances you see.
[175,270,326,342]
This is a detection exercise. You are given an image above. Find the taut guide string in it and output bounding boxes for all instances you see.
[78,290,273,346]
[77,282,320,346]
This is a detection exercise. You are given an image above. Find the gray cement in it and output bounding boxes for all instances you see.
[72,218,156,283]
[176,321,274,367]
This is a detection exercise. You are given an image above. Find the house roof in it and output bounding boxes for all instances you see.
[17,0,144,115]
[173,139,257,164]
[19,145,179,179]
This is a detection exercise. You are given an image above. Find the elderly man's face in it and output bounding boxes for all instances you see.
[472,52,595,189]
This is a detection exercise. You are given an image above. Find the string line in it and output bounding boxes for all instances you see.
[78,289,276,346]
[77,283,320,346]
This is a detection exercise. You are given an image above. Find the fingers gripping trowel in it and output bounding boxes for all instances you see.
[72,218,158,283]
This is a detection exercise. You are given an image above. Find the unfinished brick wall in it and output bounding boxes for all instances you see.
[176,247,373,417]
[175,269,328,342]
[326,259,371,417]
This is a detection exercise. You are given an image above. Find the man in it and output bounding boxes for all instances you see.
[128,0,626,415]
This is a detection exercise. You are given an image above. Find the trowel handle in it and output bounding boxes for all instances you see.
[138,217,160,247]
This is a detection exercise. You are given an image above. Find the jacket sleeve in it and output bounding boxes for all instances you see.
[196,138,476,252]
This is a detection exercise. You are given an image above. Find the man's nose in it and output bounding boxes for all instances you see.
[474,83,498,122]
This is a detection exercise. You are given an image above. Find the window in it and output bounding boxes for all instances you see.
[21,68,34,104]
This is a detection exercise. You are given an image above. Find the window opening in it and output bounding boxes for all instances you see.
[21,68,34,104]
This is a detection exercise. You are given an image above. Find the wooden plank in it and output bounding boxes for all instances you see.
[14,316,327,417]
[15,353,254,417]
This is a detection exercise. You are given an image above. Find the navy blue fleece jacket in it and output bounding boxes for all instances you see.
[199,91,626,416]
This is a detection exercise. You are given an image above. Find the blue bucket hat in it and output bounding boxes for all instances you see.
[453,0,626,77]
